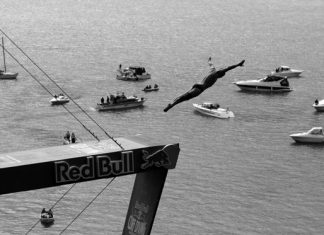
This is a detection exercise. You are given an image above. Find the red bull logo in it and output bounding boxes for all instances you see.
[140,145,173,169]
[55,151,134,183]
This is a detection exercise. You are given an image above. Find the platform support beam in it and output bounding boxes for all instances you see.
[123,168,168,235]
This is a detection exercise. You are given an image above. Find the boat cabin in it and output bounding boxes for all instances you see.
[307,127,323,135]
[263,75,286,82]
[202,102,220,109]
[275,66,291,72]
[128,66,147,75]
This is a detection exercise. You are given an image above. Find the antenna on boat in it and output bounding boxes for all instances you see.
[2,37,6,72]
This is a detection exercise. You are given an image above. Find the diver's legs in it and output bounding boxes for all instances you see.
[220,60,245,73]
[164,87,202,112]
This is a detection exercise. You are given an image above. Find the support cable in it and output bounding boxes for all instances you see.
[25,183,77,235]
[0,43,100,142]
[0,30,122,233]
[0,30,124,149]
[59,177,116,234]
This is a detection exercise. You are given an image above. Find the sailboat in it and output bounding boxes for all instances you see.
[0,37,18,79]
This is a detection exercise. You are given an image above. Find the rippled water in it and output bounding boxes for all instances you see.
[0,0,324,234]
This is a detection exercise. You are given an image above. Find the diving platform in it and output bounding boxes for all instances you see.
[0,136,180,235]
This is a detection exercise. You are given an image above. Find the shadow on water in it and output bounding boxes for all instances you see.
[290,142,324,149]
[312,110,324,115]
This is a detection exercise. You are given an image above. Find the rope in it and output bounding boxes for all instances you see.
[0,29,124,150]
[0,44,100,141]
[0,30,123,233]
[25,183,77,235]
[59,177,116,234]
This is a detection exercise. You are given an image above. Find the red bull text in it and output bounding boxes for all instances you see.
[55,151,134,183]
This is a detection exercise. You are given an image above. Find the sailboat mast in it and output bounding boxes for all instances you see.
[2,37,6,72]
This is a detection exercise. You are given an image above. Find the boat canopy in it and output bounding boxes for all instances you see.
[308,127,323,135]
[129,66,146,75]
[202,102,219,109]
[263,75,286,82]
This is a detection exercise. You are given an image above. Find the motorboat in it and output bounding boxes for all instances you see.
[50,94,70,105]
[40,209,54,226]
[234,75,292,92]
[269,66,303,78]
[290,127,324,143]
[193,103,234,119]
[312,99,324,112]
[117,65,151,81]
[0,70,18,79]
[0,37,18,80]
[96,94,146,111]
[143,85,159,92]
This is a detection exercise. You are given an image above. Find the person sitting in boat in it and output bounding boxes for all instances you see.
[121,92,126,99]
[154,84,158,88]
[71,132,76,143]
[41,208,52,218]
[101,97,104,104]
[41,208,46,215]
[110,94,115,104]
[280,78,289,87]
[315,99,319,105]
[106,96,110,104]
[48,209,53,218]
[213,104,220,109]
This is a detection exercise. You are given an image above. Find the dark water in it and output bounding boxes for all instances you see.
[0,0,323,234]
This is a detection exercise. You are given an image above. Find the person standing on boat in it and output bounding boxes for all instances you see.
[101,97,104,104]
[163,58,245,112]
[64,131,71,143]
[71,132,76,143]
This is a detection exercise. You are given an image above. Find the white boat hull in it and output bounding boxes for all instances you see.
[235,84,292,92]
[290,135,324,143]
[40,217,54,225]
[193,104,234,119]
[0,72,18,79]
[312,100,324,111]
[50,97,70,105]
[116,73,151,81]
[97,99,145,111]
[234,78,292,92]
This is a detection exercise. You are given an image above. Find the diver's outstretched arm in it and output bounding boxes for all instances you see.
[164,87,203,112]
[221,60,245,73]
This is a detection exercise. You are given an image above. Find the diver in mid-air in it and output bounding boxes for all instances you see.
[163,58,245,112]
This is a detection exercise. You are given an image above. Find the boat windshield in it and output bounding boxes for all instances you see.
[202,103,219,109]
[280,66,290,71]
[309,128,323,135]
[263,75,285,82]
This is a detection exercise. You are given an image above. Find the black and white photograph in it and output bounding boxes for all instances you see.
[0,0,323,234]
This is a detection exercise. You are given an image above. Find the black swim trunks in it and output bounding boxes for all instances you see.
[192,83,205,91]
